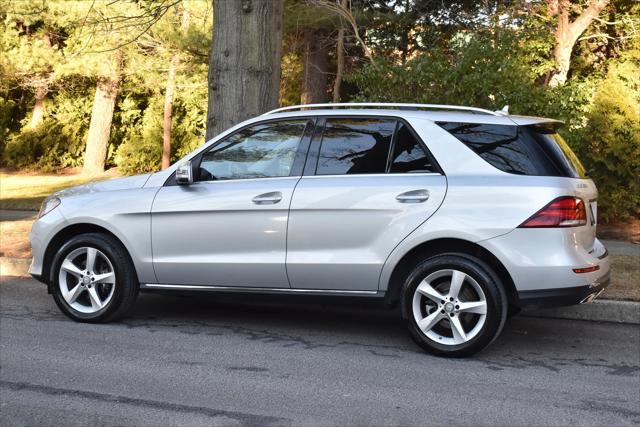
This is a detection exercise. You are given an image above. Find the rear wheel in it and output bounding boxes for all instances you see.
[51,233,138,322]
[401,254,507,357]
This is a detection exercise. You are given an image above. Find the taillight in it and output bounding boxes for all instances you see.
[519,197,587,228]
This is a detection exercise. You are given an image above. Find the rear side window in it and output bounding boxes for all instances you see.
[390,123,437,173]
[437,122,586,178]
[316,118,395,175]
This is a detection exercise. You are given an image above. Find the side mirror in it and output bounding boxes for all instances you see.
[175,162,193,185]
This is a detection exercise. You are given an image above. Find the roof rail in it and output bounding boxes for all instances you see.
[262,102,501,116]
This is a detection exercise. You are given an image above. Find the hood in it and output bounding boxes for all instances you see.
[54,173,152,198]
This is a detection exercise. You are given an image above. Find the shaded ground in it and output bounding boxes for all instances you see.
[1,277,639,426]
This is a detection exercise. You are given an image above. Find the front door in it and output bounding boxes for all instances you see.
[151,119,312,287]
[286,117,447,291]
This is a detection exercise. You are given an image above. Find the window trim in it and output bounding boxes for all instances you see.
[304,115,443,177]
[165,117,317,186]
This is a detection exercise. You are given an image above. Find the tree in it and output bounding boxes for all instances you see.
[301,28,329,103]
[547,0,610,87]
[162,7,191,170]
[332,0,347,102]
[83,51,124,174]
[206,0,285,141]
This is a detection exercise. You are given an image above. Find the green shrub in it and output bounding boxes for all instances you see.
[580,51,640,222]
[114,97,163,175]
[1,88,92,171]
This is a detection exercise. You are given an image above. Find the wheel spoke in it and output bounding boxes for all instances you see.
[416,280,445,303]
[61,259,83,278]
[93,272,115,284]
[457,300,487,315]
[448,270,466,299]
[450,316,467,344]
[64,283,84,304]
[85,247,98,274]
[87,286,104,310]
[418,311,443,334]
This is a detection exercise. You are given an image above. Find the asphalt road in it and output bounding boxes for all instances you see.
[1,277,639,426]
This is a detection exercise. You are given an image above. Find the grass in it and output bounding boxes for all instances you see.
[0,169,119,210]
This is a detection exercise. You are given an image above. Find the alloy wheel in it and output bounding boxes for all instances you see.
[58,246,116,313]
[412,269,487,346]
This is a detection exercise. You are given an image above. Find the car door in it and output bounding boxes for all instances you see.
[151,118,314,287]
[286,117,447,291]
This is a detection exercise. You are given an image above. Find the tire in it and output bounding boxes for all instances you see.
[50,233,139,323]
[400,253,507,357]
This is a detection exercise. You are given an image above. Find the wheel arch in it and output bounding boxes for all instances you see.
[42,223,137,293]
[384,238,519,311]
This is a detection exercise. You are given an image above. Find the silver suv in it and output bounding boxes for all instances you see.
[29,103,610,357]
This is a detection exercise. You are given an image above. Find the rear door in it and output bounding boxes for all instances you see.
[286,117,447,291]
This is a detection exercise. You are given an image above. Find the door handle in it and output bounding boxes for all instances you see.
[396,189,430,203]
[252,191,283,204]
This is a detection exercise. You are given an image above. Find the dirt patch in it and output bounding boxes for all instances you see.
[603,255,640,302]
[0,219,33,258]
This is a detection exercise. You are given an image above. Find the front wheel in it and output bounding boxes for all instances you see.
[51,233,139,322]
[401,254,507,357]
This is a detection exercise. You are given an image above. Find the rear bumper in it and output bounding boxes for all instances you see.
[479,229,612,308]
[517,270,610,308]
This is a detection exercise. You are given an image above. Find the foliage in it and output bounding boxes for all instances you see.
[579,43,640,221]
[0,0,211,174]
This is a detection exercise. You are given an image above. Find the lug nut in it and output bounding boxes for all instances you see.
[450,297,454,301]
[449,313,454,317]
[440,310,445,314]
[455,305,460,309]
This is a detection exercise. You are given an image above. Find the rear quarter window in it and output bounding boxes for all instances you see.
[436,122,586,178]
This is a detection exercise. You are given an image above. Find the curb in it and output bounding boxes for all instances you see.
[523,299,640,325]
[0,257,31,278]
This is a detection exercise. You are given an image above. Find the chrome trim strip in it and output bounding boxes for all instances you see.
[142,283,382,296]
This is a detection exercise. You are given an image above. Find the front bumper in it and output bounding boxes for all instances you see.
[517,270,610,308]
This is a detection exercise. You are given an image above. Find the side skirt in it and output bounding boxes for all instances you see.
[140,283,384,298]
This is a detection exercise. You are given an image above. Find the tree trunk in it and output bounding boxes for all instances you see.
[83,54,122,175]
[332,19,346,103]
[206,0,284,141]
[30,86,46,129]
[161,8,190,170]
[301,28,329,104]
[30,32,52,129]
[162,55,178,170]
[548,0,609,87]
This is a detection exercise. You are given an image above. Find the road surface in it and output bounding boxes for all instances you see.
[1,277,639,426]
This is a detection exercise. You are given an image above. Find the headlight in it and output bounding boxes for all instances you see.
[38,197,61,218]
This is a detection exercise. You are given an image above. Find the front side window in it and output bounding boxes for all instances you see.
[198,120,308,181]
[316,118,395,175]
